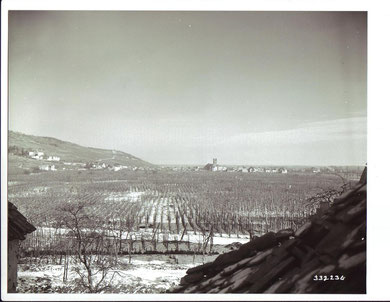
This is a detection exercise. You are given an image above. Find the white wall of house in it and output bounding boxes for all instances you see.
[47,156,60,161]
[30,151,44,160]
[39,165,56,171]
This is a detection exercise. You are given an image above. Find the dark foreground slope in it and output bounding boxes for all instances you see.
[171,169,367,294]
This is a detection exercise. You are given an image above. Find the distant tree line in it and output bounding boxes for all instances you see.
[8,145,30,157]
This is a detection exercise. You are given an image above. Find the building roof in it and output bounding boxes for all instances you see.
[8,202,36,241]
[203,163,214,170]
[171,167,367,294]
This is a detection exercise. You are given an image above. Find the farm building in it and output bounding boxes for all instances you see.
[111,164,128,172]
[8,202,36,293]
[47,155,60,161]
[85,162,109,170]
[28,151,44,160]
[204,163,214,171]
[39,164,56,171]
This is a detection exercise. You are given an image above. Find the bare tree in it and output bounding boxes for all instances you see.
[198,224,214,264]
[125,210,138,263]
[304,182,349,216]
[162,232,169,253]
[57,201,117,293]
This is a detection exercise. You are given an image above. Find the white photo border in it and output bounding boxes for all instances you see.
[2,0,389,301]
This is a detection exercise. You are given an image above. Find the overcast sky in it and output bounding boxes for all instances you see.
[8,11,366,166]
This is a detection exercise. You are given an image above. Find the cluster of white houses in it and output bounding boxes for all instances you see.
[204,159,289,173]
[28,151,60,162]
[39,164,57,171]
[84,162,131,171]
[27,151,61,171]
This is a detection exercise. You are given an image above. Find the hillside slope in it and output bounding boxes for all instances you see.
[8,131,154,173]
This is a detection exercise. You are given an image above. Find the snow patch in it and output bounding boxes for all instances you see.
[105,191,144,202]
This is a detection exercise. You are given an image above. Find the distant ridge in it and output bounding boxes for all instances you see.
[8,130,154,173]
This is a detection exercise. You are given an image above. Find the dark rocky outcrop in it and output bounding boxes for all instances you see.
[171,168,367,294]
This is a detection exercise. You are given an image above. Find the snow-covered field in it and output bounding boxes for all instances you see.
[34,225,250,246]
[104,191,145,202]
[17,254,217,293]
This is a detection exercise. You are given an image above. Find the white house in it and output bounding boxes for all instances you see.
[29,151,44,160]
[47,156,60,161]
[39,164,56,171]
[112,165,128,172]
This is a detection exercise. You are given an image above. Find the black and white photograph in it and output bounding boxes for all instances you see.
[2,1,387,300]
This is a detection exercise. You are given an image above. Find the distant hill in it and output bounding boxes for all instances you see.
[8,131,154,174]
